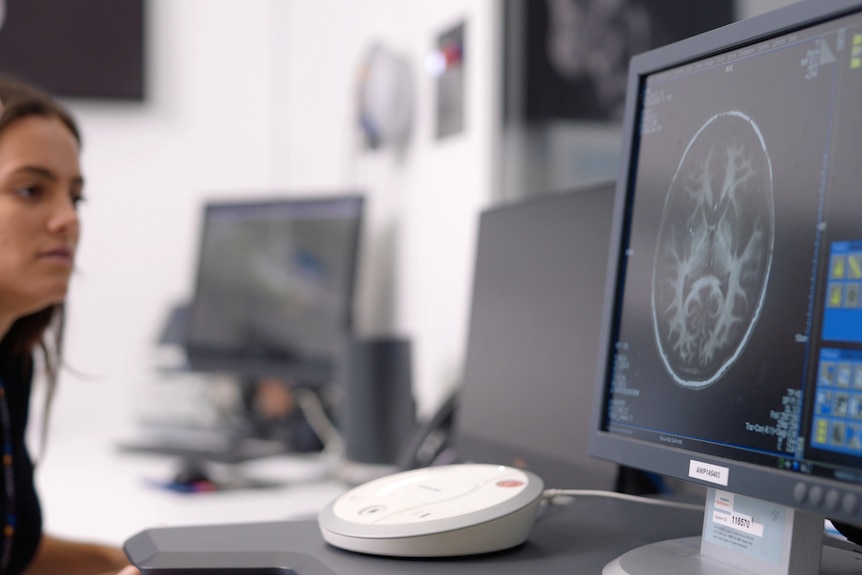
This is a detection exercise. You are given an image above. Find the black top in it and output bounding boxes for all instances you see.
[0,351,42,574]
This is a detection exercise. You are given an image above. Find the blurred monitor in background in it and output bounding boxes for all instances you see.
[451,182,620,490]
[184,195,364,388]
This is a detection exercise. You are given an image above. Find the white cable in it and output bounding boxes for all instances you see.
[293,388,344,458]
[542,488,705,512]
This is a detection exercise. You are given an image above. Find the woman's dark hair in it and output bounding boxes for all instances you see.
[0,73,80,145]
[0,74,81,451]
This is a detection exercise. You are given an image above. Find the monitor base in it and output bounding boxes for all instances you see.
[604,535,862,575]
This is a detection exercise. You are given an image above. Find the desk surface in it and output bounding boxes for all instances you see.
[37,379,704,573]
[124,495,706,574]
[35,386,704,569]
[36,427,348,547]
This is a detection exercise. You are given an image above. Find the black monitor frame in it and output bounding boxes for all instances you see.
[589,1,862,571]
[183,194,364,388]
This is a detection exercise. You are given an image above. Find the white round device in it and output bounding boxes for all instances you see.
[318,463,545,557]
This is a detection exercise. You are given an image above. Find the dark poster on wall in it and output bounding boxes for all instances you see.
[518,0,735,122]
[0,0,145,100]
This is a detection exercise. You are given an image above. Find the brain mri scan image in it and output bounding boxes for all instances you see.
[652,111,774,388]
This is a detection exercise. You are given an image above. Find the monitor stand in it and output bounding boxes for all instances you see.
[604,488,862,575]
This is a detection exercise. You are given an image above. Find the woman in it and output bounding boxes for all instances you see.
[0,74,138,575]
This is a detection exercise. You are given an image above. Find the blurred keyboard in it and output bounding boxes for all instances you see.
[116,428,289,464]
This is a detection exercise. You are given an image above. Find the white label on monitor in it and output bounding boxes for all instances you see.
[713,490,734,511]
[702,488,786,566]
[712,508,765,537]
[689,460,729,486]
[711,490,765,537]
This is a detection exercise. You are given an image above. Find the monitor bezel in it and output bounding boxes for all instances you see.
[588,0,862,528]
[183,193,365,387]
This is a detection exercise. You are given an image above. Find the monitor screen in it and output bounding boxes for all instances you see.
[184,195,364,386]
[589,1,862,570]
[454,183,618,490]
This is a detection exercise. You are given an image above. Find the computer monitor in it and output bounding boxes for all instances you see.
[184,195,364,387]
[589,2,862,573]
[453,183,619,490]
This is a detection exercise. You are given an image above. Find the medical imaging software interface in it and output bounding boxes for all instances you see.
[605,11,862,484]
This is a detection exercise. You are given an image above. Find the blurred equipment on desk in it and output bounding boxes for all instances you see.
[337,335,416,483]
[120,194,366,486]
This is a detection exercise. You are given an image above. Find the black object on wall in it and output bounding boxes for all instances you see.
[509,0,735,122]
[341,337,416,466]
[0,0,146,100]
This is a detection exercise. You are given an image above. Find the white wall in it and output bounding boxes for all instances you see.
[274,1,501,415]
[52,1,284,436]
[48,0,800,437]
[49,0,500,441]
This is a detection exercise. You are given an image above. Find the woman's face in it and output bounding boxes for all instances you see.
[0,115,83,321]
